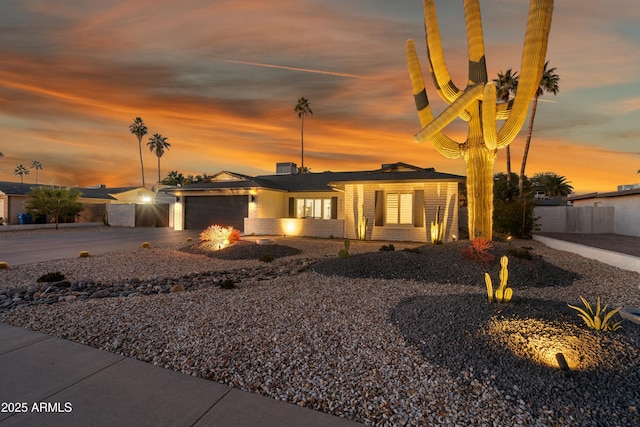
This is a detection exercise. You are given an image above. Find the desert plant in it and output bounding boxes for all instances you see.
[37,272,65,282]
[259,254,274,263]
[140,242,151,249]
[568,296,622,332]
[78,251,91,258]
[338,239,350,258]
[430,206,444,244]
[0,262,8,269]
[379,244,395,252]
[485,256,513,303]
[229,229,241,243]
[219,279,237,289]
[461,238,495,265]
[200,224,235,249]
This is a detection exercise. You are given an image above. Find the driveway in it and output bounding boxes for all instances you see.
[0,227,197,266]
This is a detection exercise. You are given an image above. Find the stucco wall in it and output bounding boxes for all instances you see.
[534,205,616,234]
[244,217,344,238]
[572,194,640,237]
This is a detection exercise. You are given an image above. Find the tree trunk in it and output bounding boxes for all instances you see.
[138,138,146,188]
[506,145,511,185]
[519,95,539,196]
[157,156,161,190]
[300,115,305,171]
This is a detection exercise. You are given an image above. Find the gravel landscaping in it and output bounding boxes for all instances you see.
[1,236,639,426]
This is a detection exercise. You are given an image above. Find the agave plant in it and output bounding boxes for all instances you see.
[568,296,622,332]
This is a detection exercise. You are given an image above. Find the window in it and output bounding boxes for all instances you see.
[295,198,332,219]
[386,192,412,224]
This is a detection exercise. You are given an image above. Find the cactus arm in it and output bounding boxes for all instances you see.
[422,0,463,104]
[484,273,493,303]
[464,0,488,86]
[414,83,484,144]
[495,100,513,120]
[496,0,554,148]
[482,82,498,150]
[406,40,463,159]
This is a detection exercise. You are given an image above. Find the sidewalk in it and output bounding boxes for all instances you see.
[0,323,361,426]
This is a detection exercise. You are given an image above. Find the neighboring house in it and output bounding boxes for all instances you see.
[563,186,640,237]
[165,162,465,243]
[0,182,159,226]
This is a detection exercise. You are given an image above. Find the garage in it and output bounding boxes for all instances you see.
[184,195,248,232]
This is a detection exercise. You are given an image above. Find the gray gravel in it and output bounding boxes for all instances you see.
[1,236,640,426]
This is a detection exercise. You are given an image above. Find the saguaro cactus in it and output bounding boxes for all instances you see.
[406,0,553,240]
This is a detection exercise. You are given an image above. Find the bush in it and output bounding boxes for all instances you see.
[493,198,536,238]
[200,225,237,249]
[461,238,495,265]
[259,254,274,263]
[37,272,65,283]
[218,279,237,289]
[379,244,395,252]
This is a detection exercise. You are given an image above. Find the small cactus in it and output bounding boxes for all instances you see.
[78,251,91,258]
[485,256,513,303]
[0,261,9,269]
[140,242,151,249]
[338,238,350,258]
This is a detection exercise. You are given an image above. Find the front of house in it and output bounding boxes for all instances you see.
[166,162,464,243]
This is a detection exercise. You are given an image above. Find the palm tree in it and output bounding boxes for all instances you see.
[294,97,313,173]
[30,160,43,184]
[493,69,519,187]
[147,133,171,189]
[14,164,30,183]
[519,61,560,196]
[129,117,148,188]
[532,172,573,197]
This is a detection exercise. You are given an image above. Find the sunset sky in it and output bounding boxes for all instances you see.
[0,0,638,194]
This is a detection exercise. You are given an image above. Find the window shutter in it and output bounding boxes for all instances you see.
[288,197,295,218]
[413,190,424,227]
[331,197,338,219]
[374,191,384,226]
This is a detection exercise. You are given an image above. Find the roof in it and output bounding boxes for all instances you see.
[0,182,141,200]
[565,187,640,201]
[172,163,466,194]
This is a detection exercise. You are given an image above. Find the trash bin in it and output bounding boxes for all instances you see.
[18,213,31,225]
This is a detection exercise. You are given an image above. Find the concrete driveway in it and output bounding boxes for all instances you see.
[0,227,197,266]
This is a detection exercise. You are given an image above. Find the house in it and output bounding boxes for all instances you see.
[165,162,465,243]
[0,182,160,226]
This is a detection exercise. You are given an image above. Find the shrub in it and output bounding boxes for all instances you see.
[379,244,395,252]
[338,239,350,258]
[219,279,237,289]
[37,272,65,283]
[259,254,274,263]
[493,198,536,238]
[229,229,241,243]
[200,225,236,249]
[568,296,622,332]
[461,238,495,264]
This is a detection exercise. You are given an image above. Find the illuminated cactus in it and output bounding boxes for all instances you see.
[357,205,368,240]
[485,255,513,303]
[406,0,554,240]
[430,205,444,244]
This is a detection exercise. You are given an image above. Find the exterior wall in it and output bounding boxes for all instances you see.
[344,181,458,243]
[7,196,28,225]
[0,195,5,223]
[534,206,615,234]
[244,217,344,238]
[254,190,285,218]
[572,194,640,237]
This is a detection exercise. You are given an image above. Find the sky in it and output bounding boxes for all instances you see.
[0,0,638,194]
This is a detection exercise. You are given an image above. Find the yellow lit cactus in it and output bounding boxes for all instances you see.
[568,296,622,332]
[485,255,513,303]
[430,206,444,244]
[406,0,554,240]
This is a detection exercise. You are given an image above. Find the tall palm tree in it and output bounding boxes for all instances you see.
[147,133,171,189]
[294,97,313,173]
[532,172,573,197]
[30,160,43,184]
[493,69,519,187]
[129,117,148,188]
[14,164,29,183]
[519,61,560,196]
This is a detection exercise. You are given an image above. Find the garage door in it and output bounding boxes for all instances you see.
[184,195,248,231]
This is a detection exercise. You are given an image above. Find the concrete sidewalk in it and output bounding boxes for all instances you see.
[0,323,361,426]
